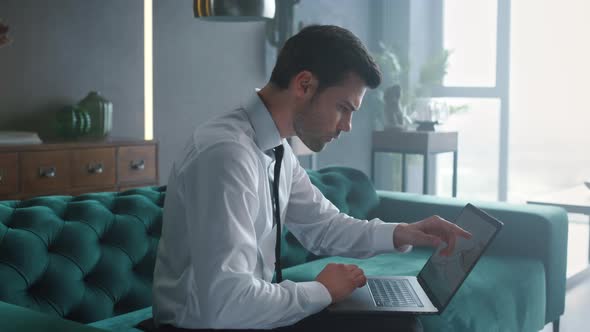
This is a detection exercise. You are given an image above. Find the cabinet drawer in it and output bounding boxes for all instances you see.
[0,153,19,196]
[21,150,70,195]
[71,148,116,188]
[118,145,156,183]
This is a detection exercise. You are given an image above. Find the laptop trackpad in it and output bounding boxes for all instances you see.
[328,285,375,312]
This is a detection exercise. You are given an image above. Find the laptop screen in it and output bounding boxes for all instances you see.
[417,204,503,310]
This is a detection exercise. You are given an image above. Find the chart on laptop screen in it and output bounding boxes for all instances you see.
[419,207,498,306]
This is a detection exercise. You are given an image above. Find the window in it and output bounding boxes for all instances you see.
[510,0,590,277]
[435,98,501,201]
[509,0,590,202]
[443,0,498,87]
[434,0,509,201]
[438,0,590,278]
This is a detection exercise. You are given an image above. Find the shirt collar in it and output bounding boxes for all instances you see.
[243,90,284,152]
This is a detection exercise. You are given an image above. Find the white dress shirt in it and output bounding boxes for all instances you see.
[152,91,410,329]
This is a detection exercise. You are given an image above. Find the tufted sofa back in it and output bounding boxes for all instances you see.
[0,167,378,324]
[0,187,165,323]
[280,166,380,268]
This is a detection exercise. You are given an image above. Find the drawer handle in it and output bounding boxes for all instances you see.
[39,167,56,178]
[0,168,4,184]
[87,163,104,174]
[130,160,145,171]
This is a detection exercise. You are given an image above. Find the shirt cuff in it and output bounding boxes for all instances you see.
[373,222,413,253]
[299,281,332,314]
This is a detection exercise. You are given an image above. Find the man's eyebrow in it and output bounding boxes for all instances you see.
[341,100,358,111]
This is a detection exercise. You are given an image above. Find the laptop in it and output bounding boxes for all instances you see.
[328,203,503,315]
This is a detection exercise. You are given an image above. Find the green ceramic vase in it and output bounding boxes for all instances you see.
[56,105,92,140]
[55,105,91,139]
[78,91,113,138]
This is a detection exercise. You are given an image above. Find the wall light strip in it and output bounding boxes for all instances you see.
[144,0,154,140]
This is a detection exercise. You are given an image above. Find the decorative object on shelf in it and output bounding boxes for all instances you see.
[0,131,42,145]
[584,180,590,190]
[77,91,113,138]
[371,43,467,130]
[412,98,451,131]
[0,19,11,47]
[55,105,92,139]
[383,85,412,131]
[414,120,439,132]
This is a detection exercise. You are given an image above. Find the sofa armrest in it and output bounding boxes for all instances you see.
[368,190,568,323]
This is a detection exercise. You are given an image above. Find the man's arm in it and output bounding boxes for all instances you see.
[284,152,471,258]
[284,155,408,258]
[282,149,471,304]
[181,142,329,329]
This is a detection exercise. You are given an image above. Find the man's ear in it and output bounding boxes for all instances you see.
[292,71,317,98]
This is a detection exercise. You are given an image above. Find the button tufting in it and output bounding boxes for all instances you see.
[0,187,163,324]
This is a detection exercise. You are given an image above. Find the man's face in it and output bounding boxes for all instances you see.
[293,73,367,152]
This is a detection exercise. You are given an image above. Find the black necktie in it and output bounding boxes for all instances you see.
[272,144,284,283]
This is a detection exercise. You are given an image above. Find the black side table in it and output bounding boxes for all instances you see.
[371,130,458,197]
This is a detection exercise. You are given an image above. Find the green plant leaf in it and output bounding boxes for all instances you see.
[419,49,451,87]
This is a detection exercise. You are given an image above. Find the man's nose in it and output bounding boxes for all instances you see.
[338,113,352,132]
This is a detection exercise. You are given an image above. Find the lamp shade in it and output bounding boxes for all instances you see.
[194,0,275,22]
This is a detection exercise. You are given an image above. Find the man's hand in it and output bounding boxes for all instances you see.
[393,216,472,256]
[315,263,367,303]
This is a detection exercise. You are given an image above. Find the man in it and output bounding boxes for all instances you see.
[152,25,470,331]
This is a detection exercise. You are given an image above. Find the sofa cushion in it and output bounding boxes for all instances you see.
[282,249,546,332]
[88,306,151,331]
[280,167,381,269]
[0,187,165,323]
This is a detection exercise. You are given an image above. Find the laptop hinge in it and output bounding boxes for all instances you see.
[417,274,442,311]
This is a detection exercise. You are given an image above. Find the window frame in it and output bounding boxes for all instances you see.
[427,0,511,201]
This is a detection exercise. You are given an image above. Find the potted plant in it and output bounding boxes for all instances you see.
[371,43,467,131]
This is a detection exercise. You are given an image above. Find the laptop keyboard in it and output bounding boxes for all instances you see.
[368,279,423,307]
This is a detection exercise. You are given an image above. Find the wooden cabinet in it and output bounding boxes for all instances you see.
[0,153,18,196]
[0,139,158,200]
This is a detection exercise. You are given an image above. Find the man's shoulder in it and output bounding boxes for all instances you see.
[173,109,258,173]
[194,109,254,147]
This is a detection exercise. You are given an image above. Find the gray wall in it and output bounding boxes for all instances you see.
[0,0,410,186]
[154,0,267,183]
[0,0,144,139]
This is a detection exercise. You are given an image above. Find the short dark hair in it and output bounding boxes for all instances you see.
[269,25,381,92]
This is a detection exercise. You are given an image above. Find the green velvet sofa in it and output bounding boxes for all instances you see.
[0,166,567,332]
